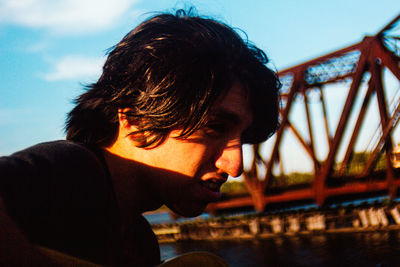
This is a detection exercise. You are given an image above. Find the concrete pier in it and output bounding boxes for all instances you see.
[152,202,400,243]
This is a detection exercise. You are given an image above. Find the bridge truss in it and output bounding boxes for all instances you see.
[208,13,400,213]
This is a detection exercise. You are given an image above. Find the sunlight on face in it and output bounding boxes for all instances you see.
[144,82,253,216]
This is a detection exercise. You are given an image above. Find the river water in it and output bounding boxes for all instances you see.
[159,230,400,266]
[145,212,400,266]
[160,230,400,267]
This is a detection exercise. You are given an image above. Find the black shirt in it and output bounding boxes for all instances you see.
[0,141,122,265]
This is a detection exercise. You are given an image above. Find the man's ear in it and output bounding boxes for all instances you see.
[117,108,147,146]
[118,108,139,130]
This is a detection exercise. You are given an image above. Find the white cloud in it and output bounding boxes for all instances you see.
[44,55,105,81]
[0,0,140,34]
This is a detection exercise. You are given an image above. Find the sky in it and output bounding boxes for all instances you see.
[1,0,400,172]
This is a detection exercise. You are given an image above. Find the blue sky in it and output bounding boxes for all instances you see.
[1,0,400,172]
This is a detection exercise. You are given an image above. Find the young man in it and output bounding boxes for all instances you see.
[0,9,279,266]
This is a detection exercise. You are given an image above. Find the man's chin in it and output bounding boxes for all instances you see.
[169,202,207,218]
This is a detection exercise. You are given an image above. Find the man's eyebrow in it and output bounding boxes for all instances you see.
[210,109,241,125]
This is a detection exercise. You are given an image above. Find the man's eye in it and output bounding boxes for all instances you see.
[203,123,229,136]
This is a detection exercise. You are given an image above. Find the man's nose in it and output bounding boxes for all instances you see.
[215,142,243,178]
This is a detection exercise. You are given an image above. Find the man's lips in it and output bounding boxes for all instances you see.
[201,179,225,192]
[199,178,226,201]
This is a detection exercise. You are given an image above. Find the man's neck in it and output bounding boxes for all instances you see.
[101,149,163,232]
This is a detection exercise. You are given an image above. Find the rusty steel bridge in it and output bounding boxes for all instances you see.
[207,13,400,213]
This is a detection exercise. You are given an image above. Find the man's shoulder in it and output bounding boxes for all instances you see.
[0,140,112,212]
[0,140,119,264]
[1,140,104,176]
[9,140,98,162]
[0,140,111,202]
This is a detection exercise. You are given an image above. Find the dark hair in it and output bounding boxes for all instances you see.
[66,9,280,147]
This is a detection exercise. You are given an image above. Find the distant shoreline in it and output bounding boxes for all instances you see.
[151,202,400,243]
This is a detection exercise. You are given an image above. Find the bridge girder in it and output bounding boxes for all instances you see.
[207,13,400,213]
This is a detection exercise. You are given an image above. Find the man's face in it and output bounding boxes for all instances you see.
[136,82,253,217]
[111,82,253,217]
